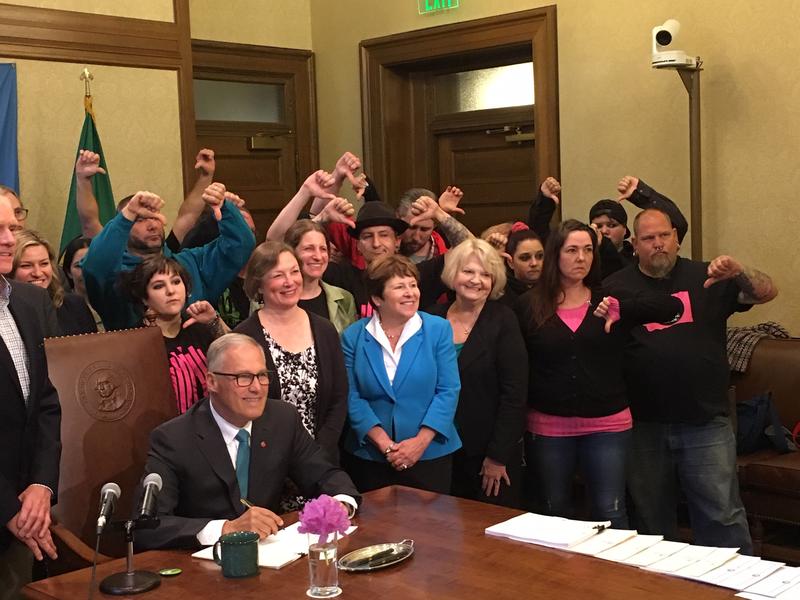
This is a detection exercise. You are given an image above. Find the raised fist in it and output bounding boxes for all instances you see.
[302,170,336,200]
[540,177,561,203]
[202,182,226,221]
[75,150,106,180]
[617,176,640,202]
[194,148,215,178]
[438,186,465,215]
[123,191,166,225]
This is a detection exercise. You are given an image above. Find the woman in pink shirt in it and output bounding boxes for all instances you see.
[516,219,681,527]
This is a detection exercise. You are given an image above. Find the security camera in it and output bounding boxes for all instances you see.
[651,19,697,68]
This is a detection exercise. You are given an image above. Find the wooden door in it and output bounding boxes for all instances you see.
[435,108,536,234]
[192,41,319,240]
[197,123,296,238]
[361,7,559,233]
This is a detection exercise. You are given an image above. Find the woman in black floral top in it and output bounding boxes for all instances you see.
[234,242,348,467]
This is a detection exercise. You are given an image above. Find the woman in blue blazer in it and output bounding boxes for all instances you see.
[341,254,461,494]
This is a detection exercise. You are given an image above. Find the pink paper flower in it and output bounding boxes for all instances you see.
[298,495,350,544]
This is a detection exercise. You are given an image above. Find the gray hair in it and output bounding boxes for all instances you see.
[396,188,436,219]
[207,333,265,372]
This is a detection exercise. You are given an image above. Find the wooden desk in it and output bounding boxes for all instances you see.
[24,486,736,599]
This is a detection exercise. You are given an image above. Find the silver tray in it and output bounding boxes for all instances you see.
[337,539,415,572]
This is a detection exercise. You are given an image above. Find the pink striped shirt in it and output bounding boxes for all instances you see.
[527,408,632,436]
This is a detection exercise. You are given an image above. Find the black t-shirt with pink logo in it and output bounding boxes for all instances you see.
[604,257,752,425]
[163,322,215,414]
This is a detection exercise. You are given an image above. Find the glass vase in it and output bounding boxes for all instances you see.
[307,533,341,598]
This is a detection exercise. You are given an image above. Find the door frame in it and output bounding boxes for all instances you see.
[191,40,319,182]
[359,6,559,207]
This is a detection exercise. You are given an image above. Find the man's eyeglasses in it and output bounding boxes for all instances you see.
[212,371,269,387]
[13,208,28,220]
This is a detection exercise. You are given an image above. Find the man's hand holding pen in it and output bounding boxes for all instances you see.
[224,498,284,540]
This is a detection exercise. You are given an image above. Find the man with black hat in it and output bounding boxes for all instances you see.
[591,175,688,277]
[324,198,472,318]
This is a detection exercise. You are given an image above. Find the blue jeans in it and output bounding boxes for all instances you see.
[627,417,752,554]
[526,430,631,528]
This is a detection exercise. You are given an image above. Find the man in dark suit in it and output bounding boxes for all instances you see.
[136,333,360,550]
[0,197,61,598]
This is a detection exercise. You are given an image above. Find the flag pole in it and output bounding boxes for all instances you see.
[80,67,94,117]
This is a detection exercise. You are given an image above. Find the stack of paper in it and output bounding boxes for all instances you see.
[484,512,800,599]
[485,513,610,549]
[595,534,663,562]
[192,522,357,570]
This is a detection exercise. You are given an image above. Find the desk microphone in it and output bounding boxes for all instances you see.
[96,482,121,535]
[137,473,162,520]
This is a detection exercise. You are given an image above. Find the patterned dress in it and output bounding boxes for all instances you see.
[263,328,319,512]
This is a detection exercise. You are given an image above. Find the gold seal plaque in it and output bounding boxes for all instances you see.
[77,361,135,421]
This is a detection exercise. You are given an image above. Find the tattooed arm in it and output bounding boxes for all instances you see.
[703,255,778,304]
[408,195,473,247]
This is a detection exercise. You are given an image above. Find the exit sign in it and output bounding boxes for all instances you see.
[418,0,459,15]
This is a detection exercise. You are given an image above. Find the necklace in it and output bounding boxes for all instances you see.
[380,321,403,341]
[448,309,479,336]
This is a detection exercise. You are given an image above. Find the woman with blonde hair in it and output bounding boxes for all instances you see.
[11,230,96,335]
[428,239,527,507]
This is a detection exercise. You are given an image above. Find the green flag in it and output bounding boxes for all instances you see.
[60,100,115,252]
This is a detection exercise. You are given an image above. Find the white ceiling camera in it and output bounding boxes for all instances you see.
[652,19,697,68]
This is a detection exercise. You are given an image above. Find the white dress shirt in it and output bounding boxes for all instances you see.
[366,312,422,384]
[196,400,356,545]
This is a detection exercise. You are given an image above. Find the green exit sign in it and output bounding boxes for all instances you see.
[418,0,459,15]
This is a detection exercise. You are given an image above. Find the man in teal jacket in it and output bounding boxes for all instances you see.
[83,189,255,331]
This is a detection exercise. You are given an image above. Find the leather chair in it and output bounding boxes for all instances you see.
[731,337,800,563]
[44,327,177,574]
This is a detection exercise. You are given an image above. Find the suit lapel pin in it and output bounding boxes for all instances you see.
[260,440,267,448]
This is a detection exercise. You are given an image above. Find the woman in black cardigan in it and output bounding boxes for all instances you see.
[428,238,527,508]
[234,242,348,476]
[517,220,682,527]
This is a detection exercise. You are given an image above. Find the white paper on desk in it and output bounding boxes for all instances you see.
[738,579,800,600]
[671,547,740,578]
[191,523,357,570]
[595,534,663,562]
[568,529,637,556]
[694,554,762,587]
[485,512,610,548]
[644,544,718,573]
[621,540,688,567]
[741,566,800,598]
[722,560,785,591]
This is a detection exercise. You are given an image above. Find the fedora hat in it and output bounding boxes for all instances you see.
[348,201,409,238]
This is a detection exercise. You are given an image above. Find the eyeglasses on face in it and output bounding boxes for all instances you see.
[211,371,270,387]
[14,208,28,220]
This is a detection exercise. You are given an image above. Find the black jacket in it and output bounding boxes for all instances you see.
[427,301,527,464]
[0,281,61,550]
[135,399,360,550]
[516,287,682,418]
[234,310,348,463]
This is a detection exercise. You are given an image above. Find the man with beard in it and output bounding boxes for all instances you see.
[82,187,255,330]
[603,208,777,553]
[395,188,454,263]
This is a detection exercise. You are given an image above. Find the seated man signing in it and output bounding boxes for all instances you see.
[135,334,360,550]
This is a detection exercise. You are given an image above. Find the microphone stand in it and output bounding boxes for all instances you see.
[99,517,161,595]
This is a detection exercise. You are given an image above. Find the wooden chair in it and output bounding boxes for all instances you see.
[43,327,177,574]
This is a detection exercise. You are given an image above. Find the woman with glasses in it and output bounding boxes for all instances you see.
[120,255,228,414]
[234,241,348,471]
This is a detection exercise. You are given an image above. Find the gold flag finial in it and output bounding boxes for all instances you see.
[80,67,95,118]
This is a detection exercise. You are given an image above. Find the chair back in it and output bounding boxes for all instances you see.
[45,327,177,557]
